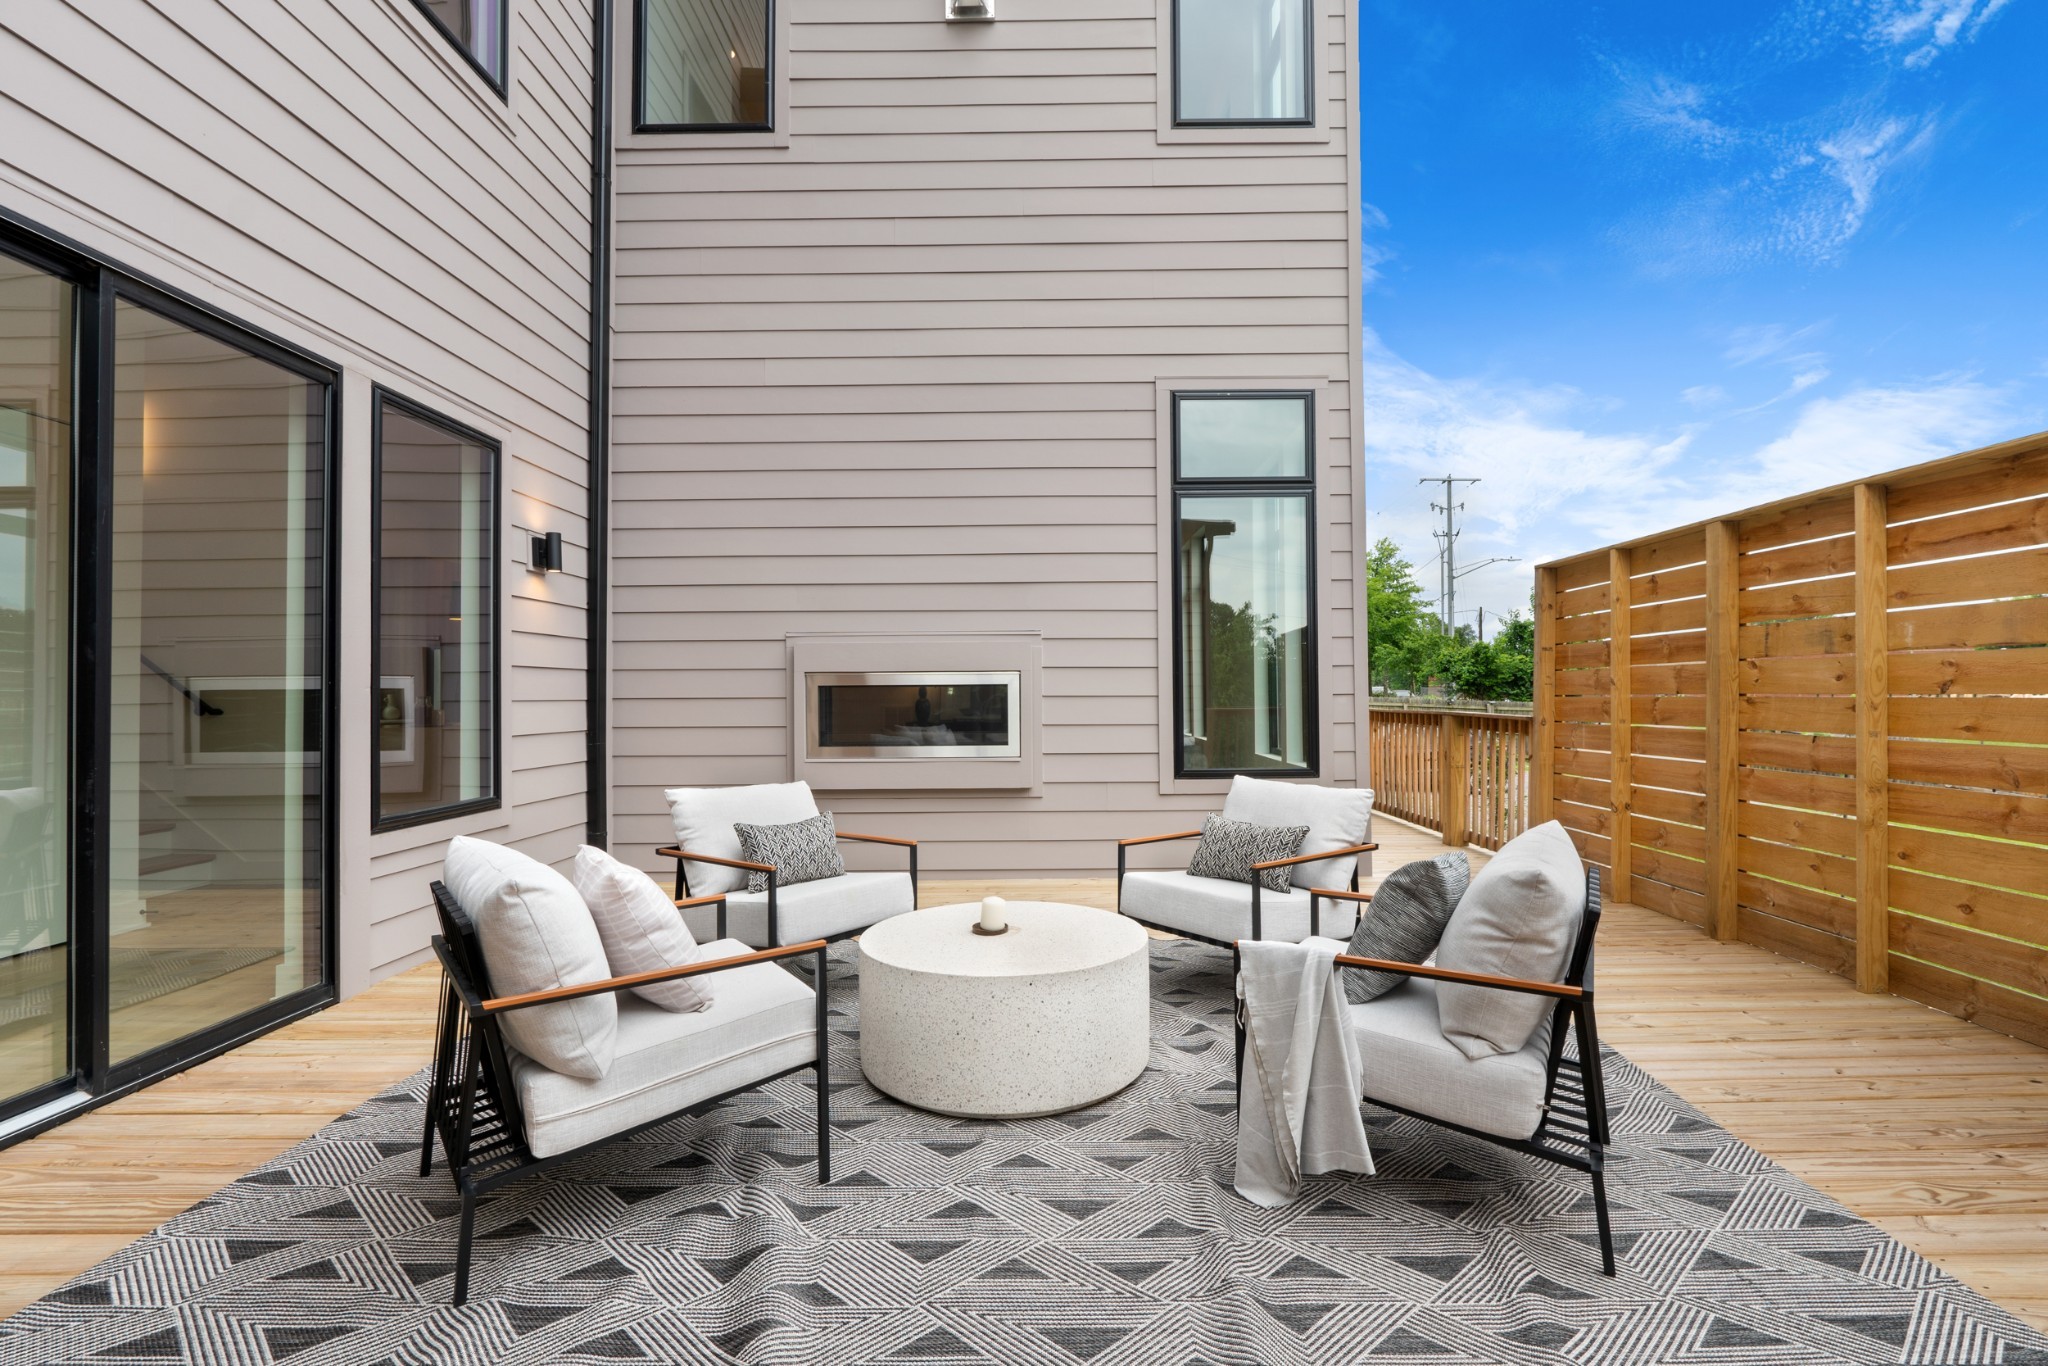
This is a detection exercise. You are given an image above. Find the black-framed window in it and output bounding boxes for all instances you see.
[1173,391,1317,777]
[1173,0,1313,126]
[412,0,510,97]
[372,390,500,830]
[637,0,773,132]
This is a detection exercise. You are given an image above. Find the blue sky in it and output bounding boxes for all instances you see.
[1360,0,2048,630]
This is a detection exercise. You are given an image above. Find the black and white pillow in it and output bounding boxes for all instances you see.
[732,811,846,894]
[1185,813,1309,894]
[1344,851,1469,1003]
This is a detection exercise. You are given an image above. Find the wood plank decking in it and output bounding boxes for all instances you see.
[1,817,2042,1330]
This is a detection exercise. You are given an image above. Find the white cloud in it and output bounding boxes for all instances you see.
[1681,384,1729,408]
[1610,69,1740,153]
[1723,321,1830,367]
[1870,0,2015,66]
[1364,331,2033,626]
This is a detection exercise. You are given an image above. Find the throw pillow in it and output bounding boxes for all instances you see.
[571,845,711,1013]
[1343,852,1469,1003]
[1433,820,1586,1060]
[442,835,616,1079]
[1219,776,1375,890]
[1185,813,1310,894]
[663,781,821,896]
[732,811,846,894]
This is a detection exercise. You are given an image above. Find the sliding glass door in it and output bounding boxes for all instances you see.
[0,225,335,1130]
[0,252,75,1109]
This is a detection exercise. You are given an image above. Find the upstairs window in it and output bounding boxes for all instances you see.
[1174,0,1313,126]
[639,0,774,131]
[413,0,509,94]
[1173,393,1317,777]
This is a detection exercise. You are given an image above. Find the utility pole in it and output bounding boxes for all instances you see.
[1418,474,1519,636]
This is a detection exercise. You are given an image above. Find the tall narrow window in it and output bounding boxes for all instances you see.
[1173,392,1316,776]
[413,0,509,94]
[1174,0,1313,125]
[373,392,499,829]
[639,0,773,131]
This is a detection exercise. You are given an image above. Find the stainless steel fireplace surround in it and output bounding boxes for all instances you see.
[806,671,1022,759]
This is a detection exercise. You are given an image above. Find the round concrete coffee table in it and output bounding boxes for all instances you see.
[858,902,1150,1119]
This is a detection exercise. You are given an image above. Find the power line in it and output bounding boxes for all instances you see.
[1417,475,1517,633]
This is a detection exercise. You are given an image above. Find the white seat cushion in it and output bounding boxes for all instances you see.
[1120,870,1359,944]
[1220,776,1375,891]
[680,871,913,948]
[509,939,817,1158]
[1435,819,1585,1060]
[444,836,616,1081]
[1349,976,1554,1141]
[664,781,821,896]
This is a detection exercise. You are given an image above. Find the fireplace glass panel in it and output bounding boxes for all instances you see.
[809,672,1020,758]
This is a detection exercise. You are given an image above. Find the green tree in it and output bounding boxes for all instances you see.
[1365,538,1434,691]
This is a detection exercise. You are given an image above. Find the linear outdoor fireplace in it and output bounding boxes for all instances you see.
[808,672,1021,759]
[789,635,1042,791]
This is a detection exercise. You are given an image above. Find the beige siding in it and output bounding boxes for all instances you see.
[610,0,1365,877]
[0,0,596,989]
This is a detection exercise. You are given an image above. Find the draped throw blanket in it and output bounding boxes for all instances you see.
[1233,938,1374,1206]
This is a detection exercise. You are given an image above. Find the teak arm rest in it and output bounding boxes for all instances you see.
[1118,829,1202,847]
[1329,952,1584,1000]
[673,893,729,911]
[483,939,829,1013]
[837,831,917,847]
[655,845,773,874]
[1251,841,1377,872]
[1308,887,1373,904]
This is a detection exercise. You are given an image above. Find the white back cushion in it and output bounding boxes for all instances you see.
[1220,776,1374,890]
[572,845,710,1013]
[663,781,821,895]
[443,836,616,1080]
[1433,820,1585,1060]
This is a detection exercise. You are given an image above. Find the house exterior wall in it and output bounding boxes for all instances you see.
[607,0,1368,878]
[0,0,598,990]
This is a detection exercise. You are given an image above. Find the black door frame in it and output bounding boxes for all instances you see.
[0,208,342,1141]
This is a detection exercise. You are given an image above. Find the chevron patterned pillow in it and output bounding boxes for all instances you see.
[1343,851,1470,1003]
[732,811,847,894]
[1184,813,1310,894]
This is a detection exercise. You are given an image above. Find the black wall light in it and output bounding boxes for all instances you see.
[530,530,565,572]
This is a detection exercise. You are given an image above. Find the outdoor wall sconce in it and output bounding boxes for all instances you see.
[530,530,564,573]
[945,0,993,20]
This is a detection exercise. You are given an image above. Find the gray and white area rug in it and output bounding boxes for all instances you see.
[4,942,2045,1366]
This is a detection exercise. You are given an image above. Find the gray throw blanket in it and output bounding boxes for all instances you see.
[1233,937,1374,1206]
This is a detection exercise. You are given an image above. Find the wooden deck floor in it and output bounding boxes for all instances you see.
[1,819,2042,1330]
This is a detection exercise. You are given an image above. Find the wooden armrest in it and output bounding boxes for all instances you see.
[1251,842,1378,871]
[1308,887,1373,903]
[1118,829,1202,847]
[1330,953,1583,1000]
[655,845,773,873]
[837,831,917,847]
[673,893,728,911]
[483,939,829,1013]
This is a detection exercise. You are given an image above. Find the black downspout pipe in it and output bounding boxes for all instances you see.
[585,0,615,848]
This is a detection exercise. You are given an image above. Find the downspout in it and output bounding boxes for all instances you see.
[585,0,615,847]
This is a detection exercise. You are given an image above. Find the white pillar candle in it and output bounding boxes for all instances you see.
[979,895,1007,933]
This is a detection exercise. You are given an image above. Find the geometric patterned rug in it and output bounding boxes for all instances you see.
[3,941,2044,1366]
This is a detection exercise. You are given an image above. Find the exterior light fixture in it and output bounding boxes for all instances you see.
[530,530,564,573]
[946,0,993,20]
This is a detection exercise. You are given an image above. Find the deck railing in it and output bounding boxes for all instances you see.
[1533,431,2048,1048]
[1367,707,1532,851]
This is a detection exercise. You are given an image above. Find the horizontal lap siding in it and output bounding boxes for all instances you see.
[0,1,596,989]
[610,0,1360,876]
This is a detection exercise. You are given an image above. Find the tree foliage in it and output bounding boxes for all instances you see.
[1365,538,1535,702]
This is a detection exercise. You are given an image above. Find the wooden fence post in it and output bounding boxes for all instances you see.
[1607,547,1633,901]
[1854,483,1891,993]
[1703,520,1740,941]
[1440,711,1469,848]
[1532,565,1558,826]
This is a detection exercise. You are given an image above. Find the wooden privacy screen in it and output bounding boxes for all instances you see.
[1366,708,1532,852]
[1535,432,2048,1047]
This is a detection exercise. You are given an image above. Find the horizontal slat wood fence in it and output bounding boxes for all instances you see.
[1534,431,2048,1047]
[1367,707,1532,851]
